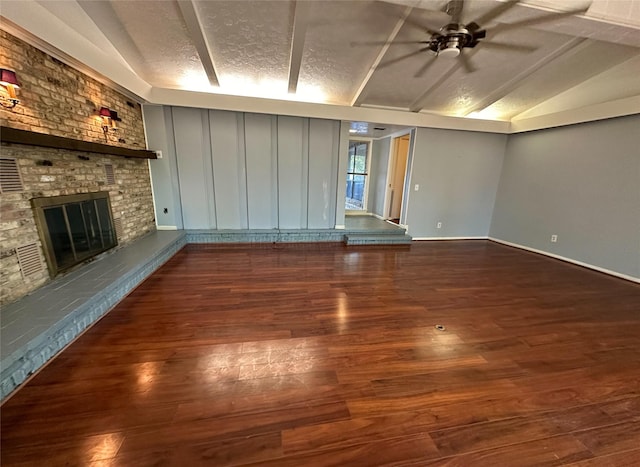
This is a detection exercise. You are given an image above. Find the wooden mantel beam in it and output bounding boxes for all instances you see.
[0,126,157,159]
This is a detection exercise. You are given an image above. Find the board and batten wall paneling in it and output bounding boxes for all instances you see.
[209,110,248,229]
[171,107,217,229]
[308,119,340,229]
[277,116,309,229]
[244,113,279,229]
[144,107,344,232]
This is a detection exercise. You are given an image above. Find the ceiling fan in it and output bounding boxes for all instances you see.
[368,0,589,76]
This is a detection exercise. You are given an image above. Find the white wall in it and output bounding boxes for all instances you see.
[143,106,343,230]
[491,115,640,280]
[406,127,507,238]
[368,137,391,218]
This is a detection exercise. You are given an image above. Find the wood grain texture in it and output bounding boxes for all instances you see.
[2,241,640,466]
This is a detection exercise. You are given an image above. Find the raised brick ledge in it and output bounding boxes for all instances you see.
[186,229,347,244]
[0,230,187,400]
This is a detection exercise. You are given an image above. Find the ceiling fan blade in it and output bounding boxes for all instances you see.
[468,0,519,27]
[351,40,431,47]
[414,55,437,78]
[472,29,487,41]
[491,6,589,33]
[480,40,537,52]
[402,15,442,36]
[377,47,432,69]
[459,51,476,73]
[445,0,465,24]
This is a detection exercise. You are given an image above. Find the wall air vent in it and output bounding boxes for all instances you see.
[0,158,24,193]
[16,243,44,278]
[113,217,124,241]
[105,163,115,185]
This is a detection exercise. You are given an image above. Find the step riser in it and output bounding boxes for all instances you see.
[345,234,412,246]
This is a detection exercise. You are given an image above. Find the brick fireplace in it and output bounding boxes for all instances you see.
[0,29,156,305]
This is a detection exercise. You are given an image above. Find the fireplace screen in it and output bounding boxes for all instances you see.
[32,192,118,276]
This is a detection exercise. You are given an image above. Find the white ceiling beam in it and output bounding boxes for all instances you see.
[77,0,146,78]
[287,1,310,94]
[150,86,512,133]
[176,0,219,87]
[351,5,415,107]
[462,37,588,117]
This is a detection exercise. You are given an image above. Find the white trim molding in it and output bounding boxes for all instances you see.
[156,225,178,231]
[412,237,488,241]
[489,237,640,284]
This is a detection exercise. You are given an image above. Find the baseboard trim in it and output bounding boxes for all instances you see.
[412,236,488,241]
[489,237,640,284]
[156,225,178,231]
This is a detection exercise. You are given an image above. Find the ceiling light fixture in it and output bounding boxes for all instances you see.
[439,38,461,58]
[0,68,21,109]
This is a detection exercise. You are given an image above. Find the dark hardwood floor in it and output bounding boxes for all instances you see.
[2,241,640,466]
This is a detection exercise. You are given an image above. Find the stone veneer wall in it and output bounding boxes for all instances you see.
[0,30,155,305]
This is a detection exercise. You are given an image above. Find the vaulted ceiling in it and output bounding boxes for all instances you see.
[2,0,640,132]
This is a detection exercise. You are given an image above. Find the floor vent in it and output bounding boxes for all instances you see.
[16,243,44,278]
[0,158,24,193]
[114,218,124,240]
[105,163,115,185]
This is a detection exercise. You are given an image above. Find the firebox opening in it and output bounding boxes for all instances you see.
[32,192,118,277]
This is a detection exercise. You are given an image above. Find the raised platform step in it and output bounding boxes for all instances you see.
[345,234,413,246]
[187,229,345,243]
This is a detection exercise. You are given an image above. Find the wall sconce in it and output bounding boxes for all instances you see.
[0,69,20,109]
[98,106,121,142]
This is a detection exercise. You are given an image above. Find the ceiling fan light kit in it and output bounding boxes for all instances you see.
[438,45,461,57]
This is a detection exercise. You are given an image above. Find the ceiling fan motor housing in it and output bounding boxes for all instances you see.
[431,22,487,56]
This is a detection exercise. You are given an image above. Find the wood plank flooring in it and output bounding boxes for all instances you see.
[2,241,639,466]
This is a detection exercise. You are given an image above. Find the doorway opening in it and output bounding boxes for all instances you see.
[345,139,370,211]
[386,134,411,225]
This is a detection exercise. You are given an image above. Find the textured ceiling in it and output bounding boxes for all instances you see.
[2,0,640,127]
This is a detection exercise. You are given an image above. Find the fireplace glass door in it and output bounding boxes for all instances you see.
[32,192,118,276]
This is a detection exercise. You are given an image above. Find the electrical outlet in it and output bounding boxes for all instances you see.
[414,184,419,191]
[551,234,558,243]
[155,150,163,159]
[437,222,442,229]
